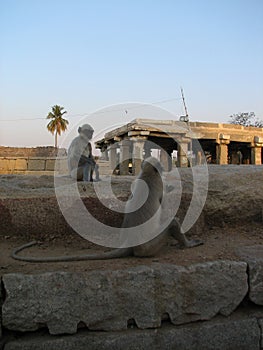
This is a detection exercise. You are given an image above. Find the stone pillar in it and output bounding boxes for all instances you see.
[251,137,263,165]
[160,149,172,171]
[178,141,190,167]
[251,146,262,165]
[216,143,229,165]
[119,140,131,175]
[100,147,109,161]
[108,144,118,171]
[216,134,230,165]
[132,139,145,175]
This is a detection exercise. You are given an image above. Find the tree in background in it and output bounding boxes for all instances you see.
[229,112,263,128]
[46,105,69,148]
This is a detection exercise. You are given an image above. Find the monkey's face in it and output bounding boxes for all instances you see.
[80,129,94,141]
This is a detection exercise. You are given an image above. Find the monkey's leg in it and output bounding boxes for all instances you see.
[169,218,203,248]
[83,163,92,182]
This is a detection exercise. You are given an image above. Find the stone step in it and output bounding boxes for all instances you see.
[3,317,261,350]
[2,262,248,335]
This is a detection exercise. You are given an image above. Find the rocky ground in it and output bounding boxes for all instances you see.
[0,165,262,274]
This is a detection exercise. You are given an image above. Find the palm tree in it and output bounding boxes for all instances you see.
[46,105,69,148]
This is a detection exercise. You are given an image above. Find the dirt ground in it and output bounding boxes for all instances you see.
[1,221,262,275]
[1,167,262,275]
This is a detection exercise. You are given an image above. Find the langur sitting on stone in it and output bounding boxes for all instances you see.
[67,124,100,182]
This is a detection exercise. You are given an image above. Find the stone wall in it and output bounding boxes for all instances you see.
[0,251,263,349]
[0,157,111,176]
[0,157,68,175]
[0,146,67,157]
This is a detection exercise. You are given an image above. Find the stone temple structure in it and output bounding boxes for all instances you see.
[95,119,263,175]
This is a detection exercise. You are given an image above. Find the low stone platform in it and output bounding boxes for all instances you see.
[1,248,263,349]
[1,261,248,334]
[3,316,262,350]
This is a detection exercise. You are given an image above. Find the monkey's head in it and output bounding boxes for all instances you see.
[141,157,163,175]
[78,124,94,141]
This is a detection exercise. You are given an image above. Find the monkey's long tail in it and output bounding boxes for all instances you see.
[11,241,132,262]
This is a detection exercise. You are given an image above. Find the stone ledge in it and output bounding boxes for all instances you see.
[3,316,261,350]
[236,245,263,306]
[0,157,110,176]
[2,261,248,335]
[259,319,263,348]
[27,159,46,171]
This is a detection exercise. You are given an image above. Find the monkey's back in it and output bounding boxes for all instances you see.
[120,162,164,248]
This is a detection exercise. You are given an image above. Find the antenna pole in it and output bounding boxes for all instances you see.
[181,87,189,119]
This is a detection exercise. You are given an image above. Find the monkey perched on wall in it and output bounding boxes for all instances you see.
[12,157,202,262]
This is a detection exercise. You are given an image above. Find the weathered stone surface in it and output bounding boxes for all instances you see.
[14,158,27,171]
[45,159,55,171]
[236,245,263,305]
[4,317,260,350]
[0,159,9,171]
[176,165,263,225]
[0,147,66,158]
[55,158,68,173]
[0,166,262,237]
[0,277,2,339]
[2,261,248,335]
[0,159,16,174]
[27,158,46,171]
[259,319,263,348]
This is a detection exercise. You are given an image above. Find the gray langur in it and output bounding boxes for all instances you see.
[68,124,100,182]
[12,157,203,262]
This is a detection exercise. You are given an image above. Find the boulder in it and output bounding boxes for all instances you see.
[236,245,263,305]
[2,261,248,335]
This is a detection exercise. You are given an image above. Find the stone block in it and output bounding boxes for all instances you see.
[55,157,68,174]
[45,158,55,171]
[2,261,248,335]
[0,159,9,171]
[236,245,263,305]
[219,133,230,140]
[28,158,46,171]
[4,317,260,350]
[0,159,15,173]
[259,319,263,348]
[254,136,263,144]
[195,122,220,128]
[222,123,242,129]
[14,158,28,171]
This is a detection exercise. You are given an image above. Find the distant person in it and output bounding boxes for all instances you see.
[68,124,100,182]
[237,150,243,165]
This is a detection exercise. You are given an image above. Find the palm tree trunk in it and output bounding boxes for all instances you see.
[55,130,58,148]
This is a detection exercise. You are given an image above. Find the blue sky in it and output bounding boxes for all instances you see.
[0,0,262,147]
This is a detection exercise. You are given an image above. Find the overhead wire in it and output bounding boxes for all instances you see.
[0,96,183,122]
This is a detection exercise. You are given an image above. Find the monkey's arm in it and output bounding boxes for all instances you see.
[11,241,133,262]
